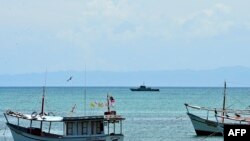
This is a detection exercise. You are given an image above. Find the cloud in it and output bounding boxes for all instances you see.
[215,3,231,13]
[1,1,250,74]
[0,1,238,44]
[82,0,130,21]
[175,3,234,38]
[55,0,136,43]
[203,9,214,17]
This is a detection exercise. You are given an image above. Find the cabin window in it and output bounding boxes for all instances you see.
[96,121,102,134]
[66,122,73,135]
[77,122,88,135]
[77,122,82,135]
[82,122,88,135]
[91,122,95,134]
[91,121,103,135]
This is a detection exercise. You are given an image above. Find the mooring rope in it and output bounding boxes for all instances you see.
[199,131,219,141]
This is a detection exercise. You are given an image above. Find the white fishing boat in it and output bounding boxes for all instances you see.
[3,93,125,141]
[185,82,250,136]
[185,104,226,136]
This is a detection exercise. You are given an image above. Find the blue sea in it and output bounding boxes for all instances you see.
[1,87,250,141]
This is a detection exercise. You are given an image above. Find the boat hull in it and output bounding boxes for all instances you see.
[130,89,159,91]
[187,113,223,136]
[7,123,124,141]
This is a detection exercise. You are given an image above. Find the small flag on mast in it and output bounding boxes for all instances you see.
[109,96,115,106]
[90,102,96,108]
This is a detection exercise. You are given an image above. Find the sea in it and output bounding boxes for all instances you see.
[1,87,250,141]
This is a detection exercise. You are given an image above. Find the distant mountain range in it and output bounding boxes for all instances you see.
[1,66,250,87]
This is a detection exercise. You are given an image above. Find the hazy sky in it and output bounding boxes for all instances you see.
[1,0,250,74]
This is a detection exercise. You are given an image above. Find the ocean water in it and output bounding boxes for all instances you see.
[1,87,250,141]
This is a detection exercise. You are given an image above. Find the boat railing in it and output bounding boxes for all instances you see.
[185,103,250,115]
[213,112,250,136]
[215,114,250,124]
[185,103,250,122]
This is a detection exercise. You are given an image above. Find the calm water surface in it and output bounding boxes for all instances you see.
[1,87,250,141]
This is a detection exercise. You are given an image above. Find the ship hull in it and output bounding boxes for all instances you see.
[7,123,124,141]
[130,89,159,91]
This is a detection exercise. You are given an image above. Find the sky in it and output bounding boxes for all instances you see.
[1,0,250,74]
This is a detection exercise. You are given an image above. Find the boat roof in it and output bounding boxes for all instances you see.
[104,115,125,121]
[5,110,125,122]
[6,112,63,122]
[63,115,104,121]
[63,115,125,121]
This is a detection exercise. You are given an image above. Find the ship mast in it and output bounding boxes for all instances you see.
[222,81,226,123]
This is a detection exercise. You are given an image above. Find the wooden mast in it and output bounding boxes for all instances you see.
[41,87,45,116]
[41,69,47,116]
[107,94,110,113]
[40,70,47,132]
[222,81,226,123]
[84,65,86,116]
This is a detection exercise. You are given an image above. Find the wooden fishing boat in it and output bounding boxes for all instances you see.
[185,82,250,136]
[3,92,125,141]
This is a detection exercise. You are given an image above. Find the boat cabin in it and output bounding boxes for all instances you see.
[63,115,124,136]
[4,110,125,141]
[63,116,104,136]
